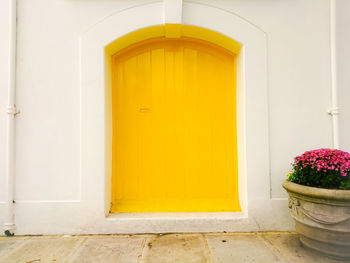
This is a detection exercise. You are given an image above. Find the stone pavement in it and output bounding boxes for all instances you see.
[0,232,348,263]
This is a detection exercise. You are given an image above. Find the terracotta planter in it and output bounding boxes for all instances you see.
[282,180,350,260]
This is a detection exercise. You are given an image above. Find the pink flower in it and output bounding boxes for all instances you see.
[292,148,350,177]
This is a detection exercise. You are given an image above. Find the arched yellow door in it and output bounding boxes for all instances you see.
[111,37,240,212]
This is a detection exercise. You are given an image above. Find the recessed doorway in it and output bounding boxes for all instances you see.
[110,32,240,213]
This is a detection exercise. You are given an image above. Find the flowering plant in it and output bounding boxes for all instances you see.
[287,148,350,190]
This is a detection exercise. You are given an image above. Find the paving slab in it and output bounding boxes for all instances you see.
[1,232,349,263]
[0,236,83,263]
[205,233,284,263]
[141,234,211,263]
[70,236,145,263]
[0,238,26,257]
[262,233,350,263]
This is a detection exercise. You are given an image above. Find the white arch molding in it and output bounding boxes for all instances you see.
[78,1,293,233]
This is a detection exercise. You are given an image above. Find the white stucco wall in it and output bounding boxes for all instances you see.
[1,0,347,235]
[0,0,10,224]
[337,0,350,153]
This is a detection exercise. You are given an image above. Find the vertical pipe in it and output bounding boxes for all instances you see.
[4,0,17,236]
[329,0,340,149]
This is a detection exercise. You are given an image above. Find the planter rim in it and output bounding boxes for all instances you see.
[282,180,350,202]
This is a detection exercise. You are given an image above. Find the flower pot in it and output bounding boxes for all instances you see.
[283,180,350,260]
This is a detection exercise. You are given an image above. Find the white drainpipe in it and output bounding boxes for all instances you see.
[4,0,19,236]
[328,0,340,149]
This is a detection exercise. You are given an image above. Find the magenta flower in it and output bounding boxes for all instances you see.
[288,148,350,189]
[293,148,350,177]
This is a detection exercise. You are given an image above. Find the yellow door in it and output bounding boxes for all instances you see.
[111,37,240,212]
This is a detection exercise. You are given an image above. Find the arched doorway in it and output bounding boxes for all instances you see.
[108,25,241,213]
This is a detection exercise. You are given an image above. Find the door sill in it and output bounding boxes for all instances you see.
[107,211,246,220]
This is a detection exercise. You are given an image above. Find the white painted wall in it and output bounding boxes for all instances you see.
[0,0,344,234]
[337,0,350,153]
[211,0,334,198]
[0,0,10,224]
